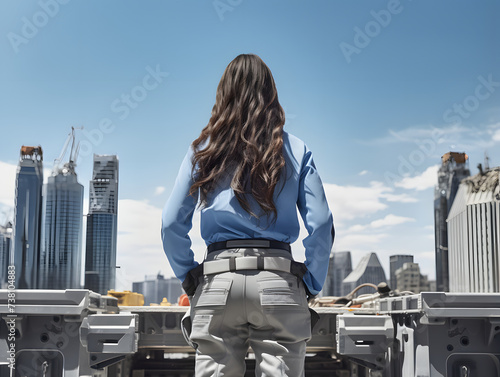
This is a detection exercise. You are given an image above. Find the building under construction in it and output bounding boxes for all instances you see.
[39,129,84,289]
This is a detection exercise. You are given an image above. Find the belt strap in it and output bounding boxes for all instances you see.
[207,239,291,254]
[203,256,292,276]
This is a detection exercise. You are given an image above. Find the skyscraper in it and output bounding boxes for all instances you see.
[39,134,84,289]
[0,222,13,288]
[434,152,470,292]
[389,255,413,290]
[13,146,44,289]
[323,251,352,297]
[85,155,119,294]
[342,252,387,296]
[447,166,500,293]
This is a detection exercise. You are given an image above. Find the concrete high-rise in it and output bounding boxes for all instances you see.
[447,166,500,293]
[434,152,470,292]
[0,222,13,288]
[13,146,44,289]
[85,155,119,294]
[323,251,352,297]
[342,252,387,296]
[389,255,413,290]
[395,262,430,293]
[39,140,84,289]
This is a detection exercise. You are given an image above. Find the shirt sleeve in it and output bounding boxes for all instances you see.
[297,147,335,295]
[161,147,199,282]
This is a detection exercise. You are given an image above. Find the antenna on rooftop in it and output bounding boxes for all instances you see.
[484,151,490,172]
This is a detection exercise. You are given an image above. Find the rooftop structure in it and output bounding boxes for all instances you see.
[448,166,500,292]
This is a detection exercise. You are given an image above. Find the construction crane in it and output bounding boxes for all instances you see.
[52,126,82,176]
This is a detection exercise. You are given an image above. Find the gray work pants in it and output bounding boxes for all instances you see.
[184,248,312,377]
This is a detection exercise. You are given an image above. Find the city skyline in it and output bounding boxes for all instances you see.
[0,1,499,289]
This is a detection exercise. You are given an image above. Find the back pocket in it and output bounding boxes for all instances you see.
[195,277,232,307]
[257,275,303,306]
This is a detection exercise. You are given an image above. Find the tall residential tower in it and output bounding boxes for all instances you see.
[84,155,119,294]
[13,146,44,289]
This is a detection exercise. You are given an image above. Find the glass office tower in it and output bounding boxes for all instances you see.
[323,251,352,297]
[84,155,119,294]
[13,146,44,289]
[39,163,84,289]
[342,252,387,296]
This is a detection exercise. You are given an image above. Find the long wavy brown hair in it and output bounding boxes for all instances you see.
[189,54,286,220]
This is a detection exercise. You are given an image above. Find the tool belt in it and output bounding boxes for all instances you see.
[204,256,292,275]
[207,239,291,254]
[182,239,307,297]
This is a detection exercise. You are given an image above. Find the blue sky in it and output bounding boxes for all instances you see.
[1,0,499,290]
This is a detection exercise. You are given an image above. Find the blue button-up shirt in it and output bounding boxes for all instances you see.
[161,131,334,295]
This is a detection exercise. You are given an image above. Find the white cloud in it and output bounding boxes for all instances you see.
[359,170,368,176]
[395,165,438,191]
[323,181,417,223]
[154,186,165,196]
[115,199,170,289]
[324,182,387,221]
[366,123,500,153]
[334,233,389,252]
[346,214,415,232]
[493,128,500,142]
[380,192,418,203]
[115,199,206,290]
[0,161,17,208]
[370,214,415,228]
